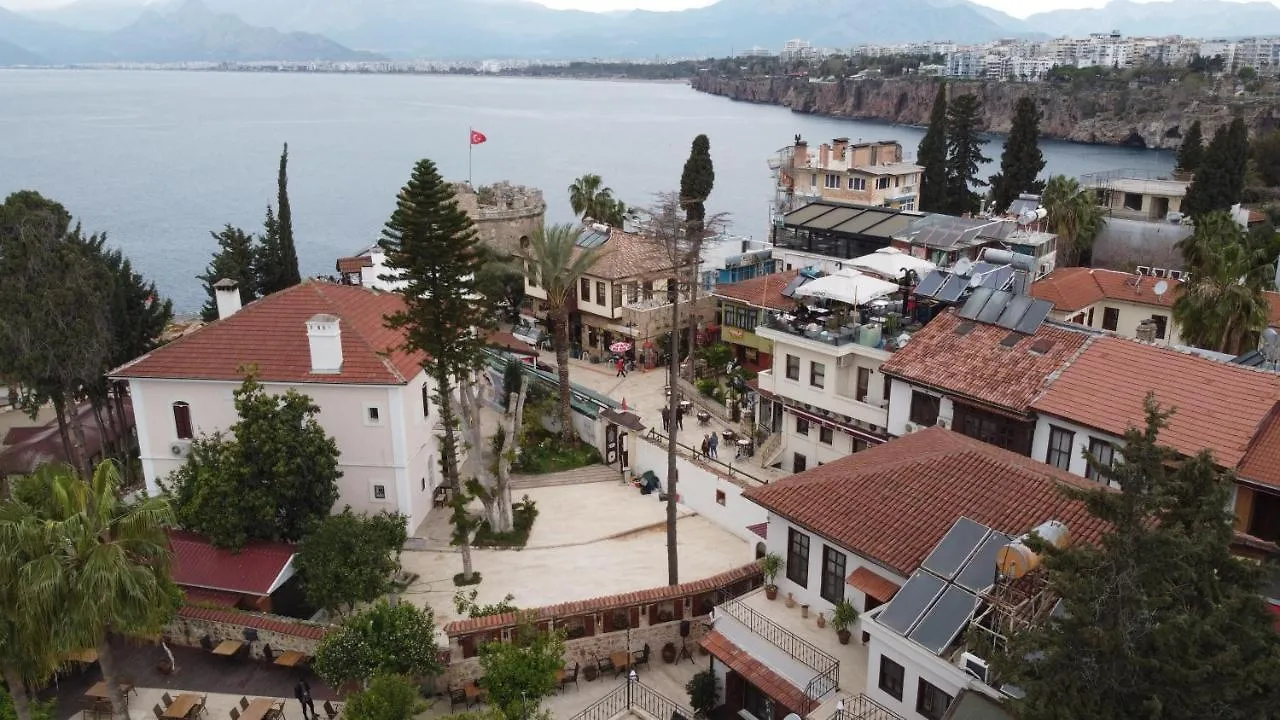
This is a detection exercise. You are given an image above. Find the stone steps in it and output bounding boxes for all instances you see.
[510,464,622,490]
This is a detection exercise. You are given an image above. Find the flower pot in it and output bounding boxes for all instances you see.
[765,585,778,601]
[816,613,826,629]
[800,604,809,619]
[583,664,599,682]
[785,593,796,609]
[837,629,852,645]
[661,643,678,664]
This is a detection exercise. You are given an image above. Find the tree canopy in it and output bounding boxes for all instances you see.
[256,143,302,296]
[568,174,632,227]
[943,93,990,216]
[197,225,258,321]
[162,371,341,549]
[478,620,566,720]
[295,508,408,616]
[1184,118,1249,218]
[1175,120,1204,175]
[343,675,422,720]
[1042,175,1105,267]
[988,96,1046,214]
[680,134,715,226]
[1174,210,1274,354]
[917,81,948,213]
[313,601,442,688]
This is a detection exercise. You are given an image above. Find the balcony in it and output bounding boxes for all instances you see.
[755,313,902,357]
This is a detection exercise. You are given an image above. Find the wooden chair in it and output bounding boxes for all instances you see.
[229,709,240,720]
[632,644,651,672]
[238,698,250,712]
[323,701,341,720]
[162,694,174,708]
[594,655,614,678]
[261,644,275,662]
[560,663,579,693]
[199,636,215,652]
[152,705,164,720]
[448,688,467,713]
[196,696,208,719]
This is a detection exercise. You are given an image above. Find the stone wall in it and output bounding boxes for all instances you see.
[165,605,328,659]
[452,182,547,257]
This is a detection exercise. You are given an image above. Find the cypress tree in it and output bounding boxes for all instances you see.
[197,225,257,321]
[943,93,990,216]
[275,143,301,288]
[917,81,949,212]
[1175,120,1204,174]
[1185,118,1249,218]
[255,204,283,296]
[988,96,1046,214]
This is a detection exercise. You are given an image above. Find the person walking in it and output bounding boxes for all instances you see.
[616,356,627,377]
[700,435,710,459]
[709,432,719,459]
[677,406,685,430]
[294,678,316,720]
[661,407,669,432]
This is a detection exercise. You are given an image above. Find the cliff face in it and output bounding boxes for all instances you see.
[690,74,1280,149]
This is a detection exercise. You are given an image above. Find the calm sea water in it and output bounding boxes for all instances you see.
[0,70,1175,312]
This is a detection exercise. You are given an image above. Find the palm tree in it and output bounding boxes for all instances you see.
[568,175,631,227]
[1042,175,1105,267]
[5,462,178,720]
[526,223,610,442]
[0,508,62,720]
[1175,211,1272,355]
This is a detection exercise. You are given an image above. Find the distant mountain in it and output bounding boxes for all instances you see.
[0,35,42,63]
[1023,0,1280,39]
[23,0,153,32]
[0,5,98,59]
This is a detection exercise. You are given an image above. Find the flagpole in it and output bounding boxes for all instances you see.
[468,127,473,187]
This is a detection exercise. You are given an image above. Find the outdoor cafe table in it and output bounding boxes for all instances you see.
[84,682,131,701]
[609,651,631,675]
[162,694,201,720]
[212,640,243,657]
[274,650,306,668]
[240,699,278,720]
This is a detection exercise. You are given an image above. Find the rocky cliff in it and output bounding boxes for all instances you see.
[690,73,1280,149]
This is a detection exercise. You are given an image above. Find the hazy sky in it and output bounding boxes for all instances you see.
[4,0,1279,20]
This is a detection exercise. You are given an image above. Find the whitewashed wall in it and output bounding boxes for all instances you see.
[633,437,766,549]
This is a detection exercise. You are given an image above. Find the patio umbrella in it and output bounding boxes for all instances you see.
[609,341,633,353]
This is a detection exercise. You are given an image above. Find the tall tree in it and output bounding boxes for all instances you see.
[6,462,179,720]
[525,223,609,443]
[379,158,489,584]
[679,134,716,380]
[1184,118,1249,218]
[275,143,301,288]
[995,399,1280,719]
[255,204,283,296]
[294,509,408,617]
[943,93,990,216]
[1042,175,1105,267]
[917,81,949,213]
[988,96,1046,214]
[1176,119,1204,175]
[0,500,62,720]
[568,174,632,227]
[1174,210,1272,354]
[197,225,257,321]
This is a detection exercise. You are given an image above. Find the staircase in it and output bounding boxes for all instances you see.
[758,430,785,468]
[510,464,622,490]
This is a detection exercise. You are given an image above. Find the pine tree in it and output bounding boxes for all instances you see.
[197,225,257,321]
[995,398,1280,719]
[988,96,1046,214]
[255,205,282,296]
[275,143,301,288]
[943,93,990,215]
[1175,120,1204,174]
[917,81,949,213]
[379,158,489,584]
[1184,118,1249,218]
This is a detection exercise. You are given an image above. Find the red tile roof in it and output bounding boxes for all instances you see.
[169,530,296,596]
[1239,407,1280,490]
[879,310,1093,415]
[743,428,1107,577]
[1031,268,1280,327]
[1030,337,1280,469]
[846,567,900,603]
[583,228,675,281]
[112,281,427,385]
[700,631,810,714]
[335,255,373,275]
[713,270,801,312]
[177,605,328,640]
[485,330,537,355]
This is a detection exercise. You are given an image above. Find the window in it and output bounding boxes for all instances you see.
[580,278,591,302]
[850,177,866,191]
[372,484,387,501]
[909,391,941,426]
[627,283,639,303]
[613,283,623,308]
[742,682,774,720]
[878,656,905,700]
[794,453,807,472]
[876,177,891,190]
[526,261,538,287]
[1150,314,1168,339]
[172,402,193,440]
[810,361,826,388]
[916,679,953,720]
[825,173,841,189]
[819,426,834,445]
[955,404,1033,456]
[786,354,800,381]
[716,489,726,506]
[642,280,654,300]
[787,527,810,586]
[901,201,915,211]
[1102,306,1119,331]
[421,384,430,418]
[795,417,810,436]
[820,545,846,603]
[1046,425,1075,470]
[597,281,606,305]
[856,367,871,402]
[366,406,382,425]
[1087,438,1116,483]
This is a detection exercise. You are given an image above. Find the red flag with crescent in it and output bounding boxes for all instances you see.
[470,129,487,145]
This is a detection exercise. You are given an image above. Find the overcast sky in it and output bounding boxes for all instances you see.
[3,0,1278,20]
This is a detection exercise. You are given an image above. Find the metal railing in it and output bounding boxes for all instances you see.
[569,677,694,720]
[717,599,837,676]
[831,694,905,720]
[804,662,841,713]
[640,431,769,486]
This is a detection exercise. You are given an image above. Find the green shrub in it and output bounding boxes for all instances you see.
[696,378,718,397]
[344,674,423,720]
[513,428,601,474]
[686,670,720,717]
[471,498,539,548]
[0,688,55,720]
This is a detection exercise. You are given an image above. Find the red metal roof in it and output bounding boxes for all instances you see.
[183,587,243,608]
[169,530,296,596]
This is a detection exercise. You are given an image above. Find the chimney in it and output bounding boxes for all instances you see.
[213,278,242,320]
[306,313,343,374]
[1135,319,1158,343]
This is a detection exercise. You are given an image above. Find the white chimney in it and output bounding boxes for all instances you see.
[306,313,343,374]
[213,278,242,319]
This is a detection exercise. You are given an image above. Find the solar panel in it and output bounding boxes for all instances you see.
[908,585,981,654]
[921,517,991,580]
[978,290,1012,324]
[956,532,1011,592]
[936,274,969,303]
[781,275,808,298]
[958,286,995,320]
[914,270,946,299]
[878,571,946,635]
[575,227,609,248]
[996,294,1035,330]
[783,203,837,226]
[1015,300,1054,335]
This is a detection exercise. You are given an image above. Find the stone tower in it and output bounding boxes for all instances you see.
[451,182,546,258]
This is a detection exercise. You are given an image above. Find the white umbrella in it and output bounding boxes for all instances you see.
[792,270,900,306]
[847,247,936,281]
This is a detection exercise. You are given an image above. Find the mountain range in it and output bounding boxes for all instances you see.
[2,0,1280,64]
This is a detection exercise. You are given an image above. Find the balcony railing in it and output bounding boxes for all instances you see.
[759,313,895,351]
[831,694,906,720]
[717,598,840,681]
[569,676,695,720]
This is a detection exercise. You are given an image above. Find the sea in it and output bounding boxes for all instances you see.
[0,69,1176,313]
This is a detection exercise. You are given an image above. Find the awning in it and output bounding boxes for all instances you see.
[601,408,646,432]
[783,405,884,445]
[847,567,901,603]
[747,522,768,540]
[792,270,899,306]
[848,247,936,281]
[700,631,810,714]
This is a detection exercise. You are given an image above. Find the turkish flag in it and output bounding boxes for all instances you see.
[470,129,487,145]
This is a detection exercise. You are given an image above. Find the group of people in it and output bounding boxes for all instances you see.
[699,432,720,460]
[660,404,687,432]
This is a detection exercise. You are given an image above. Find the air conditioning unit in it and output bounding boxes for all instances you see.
[903,422,921,434]
[170,441,190,458]
[961,652,990,683]
[1151,267,1169,278]
[936,417,951,430]
[1136,265,1152,276]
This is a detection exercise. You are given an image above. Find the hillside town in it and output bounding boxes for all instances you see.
[2,85,1280,720]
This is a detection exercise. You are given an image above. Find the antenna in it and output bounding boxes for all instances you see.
[1153,280,1169,298]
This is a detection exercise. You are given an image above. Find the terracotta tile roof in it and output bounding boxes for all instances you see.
[846,567,900,603]
[1031,336,1280,468]
[443,563,760,636]
[742,428,1107,577]
[879,310,1093,415]
[1239,407,1280,490]
[582,228,675,281]
[111,280,426,386]
[177,605,328,640]
[168,530,296,596]
[335,255,373,274]
[1031,268,1280,327]
[713,270,801,311]
[700,631,810,714]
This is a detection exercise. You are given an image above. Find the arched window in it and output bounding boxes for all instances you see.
[172,402,193,440]
[755,542,767,560]
[519,235,530,249]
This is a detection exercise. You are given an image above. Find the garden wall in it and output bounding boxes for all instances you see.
[165,605,329,658]
[633,438,768,547]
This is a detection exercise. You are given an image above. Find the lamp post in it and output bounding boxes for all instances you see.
[626,669,638,709]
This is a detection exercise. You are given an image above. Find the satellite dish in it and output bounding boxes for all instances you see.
[1153,280,1169,297]
[953,257,974,277]
[1261,327,1280,364]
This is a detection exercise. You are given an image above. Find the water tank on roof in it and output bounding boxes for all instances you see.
[591,223,610,233]
[997,521,1069,579]
[858,323,882,348]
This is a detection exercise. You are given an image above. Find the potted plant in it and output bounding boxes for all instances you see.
[686,670,720,718]
[661,642,678,664]
[831,599,858,645]
[759,553,783,600]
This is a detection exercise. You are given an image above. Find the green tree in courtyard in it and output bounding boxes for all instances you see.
[295,508,408,617]
[943,93,990,216]
[198,225,258,321]
[2,462,179,720]
[257,143,301,295]
[568,174,632,227]
[343,675,423,720]
[1175,119,1204,175]
[1041,175,1105,267]
[917,81,949,213]
[378,158,489,583]
[1174,210,1273,355]
[313,601,442,689]
[995,398,1280,720]
[478,620,566,720]
[162,371,341,549]
[1184,117,1249,218]
[988,96,1046,214]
